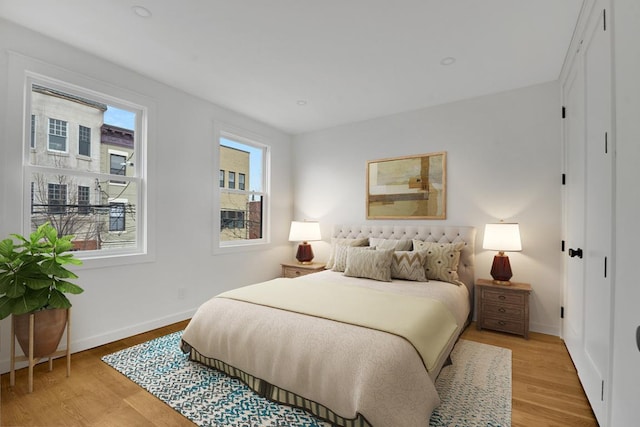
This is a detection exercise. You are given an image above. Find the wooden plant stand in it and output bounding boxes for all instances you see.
[10,308,71,393]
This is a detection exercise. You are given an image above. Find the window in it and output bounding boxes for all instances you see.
[228,171,235,189]
[30,115,36,148]
[78,125,91,156]
[27,77,146,258]
[48,118,67,152]
[219,170,225,188]
[218,130,269,247]
[78,185,90,215]
[48,183,67,214]
[109,202,125,231]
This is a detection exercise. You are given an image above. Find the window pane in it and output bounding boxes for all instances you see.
[219,170,225,188]
[219,192,263,241]
[79,125,91,156]
[27,81,143,257]
[218,135,266,244]
[30,172,138,251]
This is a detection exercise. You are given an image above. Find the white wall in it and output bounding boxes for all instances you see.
[0,19,293,372]
[292,81,562,335]
[611,0,640,424]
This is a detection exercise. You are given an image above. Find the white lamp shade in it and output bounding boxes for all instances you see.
[288,221,321,242]
[482,223,522,252]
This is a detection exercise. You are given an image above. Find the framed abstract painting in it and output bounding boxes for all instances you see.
[366,152,446,219]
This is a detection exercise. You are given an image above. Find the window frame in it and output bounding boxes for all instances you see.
[213,124,270,253]
[47,118,68,153]
[20,69,154,266]
[78,124,91,157]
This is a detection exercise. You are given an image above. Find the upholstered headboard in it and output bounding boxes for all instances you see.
[332,224,476,308]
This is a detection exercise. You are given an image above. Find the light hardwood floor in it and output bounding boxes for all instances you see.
[1,321,598,426]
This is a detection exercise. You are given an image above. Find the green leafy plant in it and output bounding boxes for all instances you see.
[0,222,83,319]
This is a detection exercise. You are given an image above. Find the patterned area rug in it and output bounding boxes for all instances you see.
[102,332,511,427]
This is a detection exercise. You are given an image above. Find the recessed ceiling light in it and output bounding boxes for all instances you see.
[296,100,307,106]
[132,5,152,18]
[440,57,456,66]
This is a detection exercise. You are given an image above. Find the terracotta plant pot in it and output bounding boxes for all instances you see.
[14,308,68,358]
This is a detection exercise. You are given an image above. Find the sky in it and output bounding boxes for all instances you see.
[104,106,135,130]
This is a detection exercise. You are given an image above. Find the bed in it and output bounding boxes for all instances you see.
[181,225,476,427]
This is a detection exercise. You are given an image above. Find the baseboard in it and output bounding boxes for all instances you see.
[530,321,560,337]
[0,308,197,374]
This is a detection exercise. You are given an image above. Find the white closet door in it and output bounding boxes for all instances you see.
[563,6,612,425]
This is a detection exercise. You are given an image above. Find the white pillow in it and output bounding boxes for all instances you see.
[390,250,428,282]
[344,248,394,282]
[412,240,465,284]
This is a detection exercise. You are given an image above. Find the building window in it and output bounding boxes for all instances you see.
[218,129,269,247]
[228,171,236,189]
[219,170,225,188]
[109,203,125,231]
[221,210,245,230]
[27,78,146,258]
[31,115,36,149]
[48,183,67,214]
[78,125,91,157]
[48,118,67,152]
[78,185,90,215]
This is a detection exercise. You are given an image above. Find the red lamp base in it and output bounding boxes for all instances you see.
[296,242,314,264]
[490,252,513,285]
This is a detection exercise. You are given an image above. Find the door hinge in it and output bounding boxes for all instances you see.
[604,256,608,278]
[603,9,607,31]
[561,240,565,252]
[562,173,566,185]
[561,306,565,319]
[562,106,566,118]
[601,380,605,401]
[605,132,608,154]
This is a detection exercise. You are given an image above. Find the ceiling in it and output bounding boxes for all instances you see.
[0,0,584,135]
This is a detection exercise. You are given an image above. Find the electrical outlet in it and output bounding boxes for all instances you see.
[178,288,187,300]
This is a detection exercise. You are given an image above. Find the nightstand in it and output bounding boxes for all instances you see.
[476,278,532,339]
[281,262,326,278]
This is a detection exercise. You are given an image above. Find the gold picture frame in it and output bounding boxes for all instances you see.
[366,152,446,219]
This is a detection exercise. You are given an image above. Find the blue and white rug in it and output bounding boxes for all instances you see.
[102,332,511,427]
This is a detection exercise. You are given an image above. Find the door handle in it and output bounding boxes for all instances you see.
[568,248,583,258]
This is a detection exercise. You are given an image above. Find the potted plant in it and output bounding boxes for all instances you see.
[0,222,83,358]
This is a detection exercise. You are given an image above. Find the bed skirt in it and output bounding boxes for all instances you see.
[181,339,373,427]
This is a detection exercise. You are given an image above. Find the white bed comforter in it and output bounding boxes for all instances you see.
[181,270,469,427]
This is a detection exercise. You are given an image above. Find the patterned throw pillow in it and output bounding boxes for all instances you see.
[369,238,412,251]
[344,248,394,282]
[325,238,369,270]
[390,250,428,282]
[332,246,373,272]
[412,240,465,284]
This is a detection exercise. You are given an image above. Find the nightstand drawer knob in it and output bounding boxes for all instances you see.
[499,307,506,313]
[295,271,301,276]
[499,295,506,300]
[498,321,506,326]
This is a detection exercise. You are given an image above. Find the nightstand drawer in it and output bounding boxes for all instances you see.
[482,317,526,335]
[283,268,307,278]
[281,262,326,278]
[482,289,525,306]
[483,303,524,320]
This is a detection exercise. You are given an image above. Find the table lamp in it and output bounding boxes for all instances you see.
[288,221,321,264]
[482,222,522,285]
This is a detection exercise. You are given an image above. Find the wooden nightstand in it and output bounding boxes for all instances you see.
[281,262,326,278]
[476,278,532,339]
